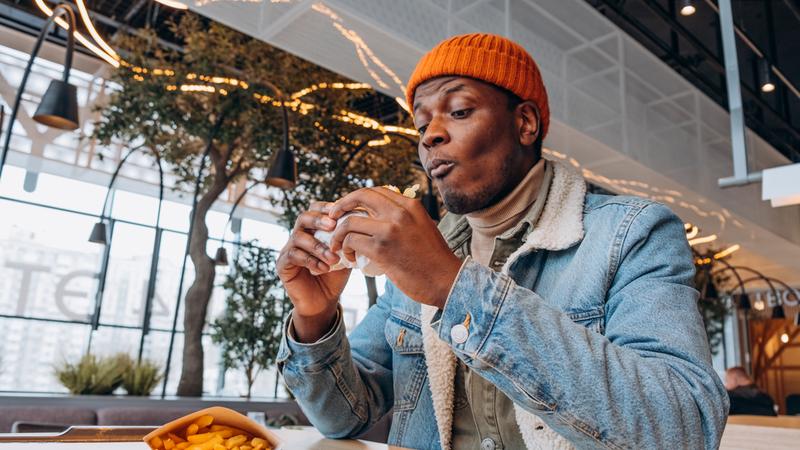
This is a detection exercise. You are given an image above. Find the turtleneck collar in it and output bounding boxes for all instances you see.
[465,158,551,267]
[466,158,547,238]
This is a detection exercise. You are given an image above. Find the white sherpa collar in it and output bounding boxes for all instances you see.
[420,158,586,450]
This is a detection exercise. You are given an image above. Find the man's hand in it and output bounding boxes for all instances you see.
[328,187,462,308]
[277,201,351,342]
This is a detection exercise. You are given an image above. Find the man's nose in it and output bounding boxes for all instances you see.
[422,117,449,149]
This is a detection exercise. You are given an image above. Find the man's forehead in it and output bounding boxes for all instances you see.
[413,76,484,111]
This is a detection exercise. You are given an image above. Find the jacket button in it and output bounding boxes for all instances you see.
[480,437,496,450]
[450,324,469,344]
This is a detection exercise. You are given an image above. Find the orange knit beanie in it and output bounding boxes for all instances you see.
[406,33,550,139]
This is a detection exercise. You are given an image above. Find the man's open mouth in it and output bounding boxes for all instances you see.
[429,160,455,178]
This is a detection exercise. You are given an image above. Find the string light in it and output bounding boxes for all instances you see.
[395,97,411,114]
[688,234,718,246]
[194,0,268,6]
[312,3,406,93]
[290,82,371,99]
[37,0,412,146]
[180,84,216,93]
[154,0,188,10]
[75,0,120,61]
[34,0,120,67]
[335,111,418,136]
[781,333,789,344]
[367,135,391,147]
[713,244,740,260]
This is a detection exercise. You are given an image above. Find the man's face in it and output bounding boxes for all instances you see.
[412,76,537,214]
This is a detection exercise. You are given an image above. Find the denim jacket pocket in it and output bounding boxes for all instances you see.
[566,306,605,335]
[384,314,427,411]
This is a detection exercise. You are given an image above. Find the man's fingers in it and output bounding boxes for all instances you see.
[341,232,376,261]
[293,210,337,232]
[329,188,403,220]
[309,201,334,213]
[328,215,378,254]
[284,246,331,274]
[291,231,340,266]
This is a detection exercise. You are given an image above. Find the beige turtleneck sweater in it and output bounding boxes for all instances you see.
[466,158,547,266]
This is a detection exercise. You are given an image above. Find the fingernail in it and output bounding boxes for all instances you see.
[325,250,337,262]
[322,217,336,228]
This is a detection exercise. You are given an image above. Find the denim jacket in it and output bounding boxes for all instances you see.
[277,158,729,450]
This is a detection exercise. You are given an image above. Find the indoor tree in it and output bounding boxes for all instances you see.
[211,242,288,399]
[92,13,417,396]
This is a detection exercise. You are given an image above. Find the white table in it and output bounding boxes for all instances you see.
[0,427,409,449]
[719,423,800,450]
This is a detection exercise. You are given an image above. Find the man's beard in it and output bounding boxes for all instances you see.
[438,158,515,215]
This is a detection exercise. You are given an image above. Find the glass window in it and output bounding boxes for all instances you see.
[150,230,191,332]
[111,189,160,226]
[240,218,289,250]
[0,199,102,323]
[99,222,156,327]
[89,325,144,360]
[0,318,90,393]
[0,166,106,216]
[147,330,183,396]
[157,199,192,233]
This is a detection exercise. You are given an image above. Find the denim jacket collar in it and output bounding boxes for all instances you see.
[422,157,587,450]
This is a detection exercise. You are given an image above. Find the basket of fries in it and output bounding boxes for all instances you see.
[142,406,281,450]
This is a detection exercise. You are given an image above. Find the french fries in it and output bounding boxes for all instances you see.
[147,414,272,450]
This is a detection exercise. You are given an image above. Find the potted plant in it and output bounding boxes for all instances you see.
[54,353,133,395]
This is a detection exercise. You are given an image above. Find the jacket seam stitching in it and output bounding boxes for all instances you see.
[329,364,368,424]
[605,203,648,293]
[473,273,512,358]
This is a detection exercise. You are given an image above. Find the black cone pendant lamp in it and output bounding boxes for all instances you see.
[89,221,108,245]
[34,80,79,130]
[0,4,80,181]
[214,247,229,266]
[265,145,296,189]
[265,105,296,189]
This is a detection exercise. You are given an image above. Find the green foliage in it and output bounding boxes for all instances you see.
[55,353,134,395]
[694,257,733,356]
[211,243,290,398]
[92,12,418,396]
[122,360,164,396]
[92,13,418,214]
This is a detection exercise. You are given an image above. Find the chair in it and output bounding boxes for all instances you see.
[786,394,800,416]
[10,422,69,434]
[0,407,96,433]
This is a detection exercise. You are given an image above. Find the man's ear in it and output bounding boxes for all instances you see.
[516,101,540,147]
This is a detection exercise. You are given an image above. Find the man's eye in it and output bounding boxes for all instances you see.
[451,108,472,119]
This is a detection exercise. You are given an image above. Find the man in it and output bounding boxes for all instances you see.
[276,33,728,449]
[725,366,777,416]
